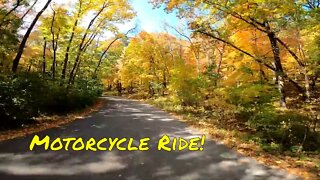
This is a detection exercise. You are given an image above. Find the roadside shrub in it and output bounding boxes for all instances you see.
[203,89,237,123]
[226,83,277,109]
[0,73,103,129]
[226,83,320,151]
[0,73,45,128]
[151,96,183,112]
[169,75,207,106]
[249,109,320,151]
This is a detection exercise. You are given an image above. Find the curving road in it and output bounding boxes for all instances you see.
[0,97,299,180]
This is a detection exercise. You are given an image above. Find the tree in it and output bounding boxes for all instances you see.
[152,0,318,107]
[12,0,52,72]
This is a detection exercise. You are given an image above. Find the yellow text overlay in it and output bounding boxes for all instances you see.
[29,135,205,151]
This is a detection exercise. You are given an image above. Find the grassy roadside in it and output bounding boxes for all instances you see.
[0,98,105,142]
[121,93,320,180]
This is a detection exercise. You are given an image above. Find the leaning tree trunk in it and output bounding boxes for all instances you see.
[276,36,310,101]
[12,0,52,73]
[93,37,119,77]
[68,2,107,84]
[0,0,22,27]
[21,0,39,20]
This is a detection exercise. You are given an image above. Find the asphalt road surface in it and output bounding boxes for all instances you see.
[0,97,299,180]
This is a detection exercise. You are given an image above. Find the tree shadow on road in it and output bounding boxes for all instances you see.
[0,97,299,180]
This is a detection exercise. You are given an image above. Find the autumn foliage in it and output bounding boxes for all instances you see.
[0,0,319,175]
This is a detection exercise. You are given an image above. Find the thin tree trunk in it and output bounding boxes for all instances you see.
[216,45,225,78]
[27,60,33,72]
[42,37,47,74]
[93,38,119,76]
[193,45,200,73]
[52,28,60,79]
[50,6,56,79]
[276,37,310,101]
[268,32,287,108]
[69,31,99,84]
[206,50,212,67]
[303,67,311,102]
[116,80,122,95]
[68,50,81,84]
[69,31,97,84]
[12,0,52,73]
[61,1,82,81]
[0,0,22,27]
[68,2,108,84]
[311,74,318,90]
[259,64,268,82]
[93,26,136,77]
[21,0,38,20]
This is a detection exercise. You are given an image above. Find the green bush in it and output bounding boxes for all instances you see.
[0,73,103,129]
[226,83,277,109]
[151,96,183,112]
[169,75,207,106]
[203,90,237,123]
[225,83,320,151]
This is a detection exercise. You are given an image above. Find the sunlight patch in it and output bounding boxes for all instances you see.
[0,152,126,175]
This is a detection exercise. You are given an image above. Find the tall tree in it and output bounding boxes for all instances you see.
[61,0,83,80]
[12,0,52,72]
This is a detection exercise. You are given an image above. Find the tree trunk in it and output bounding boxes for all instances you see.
[193,45,200,73]
[199,29,305,96]
[148,83,155,97]
[93,26,135,77]
[311,74,318,90]
[259,64,268,82]
[68,51,81,84]
[68,3,107,84]
[268,32,287,108]
[116,81,122,95]
[52,28,60,78]
[162,61,167,96]
[61,1,82,81]
[276,37,310,101]
[27,60,32,72]
[21,0,38,20]
[12,0,52,73]
[0,0,22,27]
[303,67,311,102]
[93,37,119,77]
[216,45,224,78]
[42,37,47,74]
[50,7,57,79]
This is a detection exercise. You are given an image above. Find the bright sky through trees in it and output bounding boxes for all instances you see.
[50,0,184,37]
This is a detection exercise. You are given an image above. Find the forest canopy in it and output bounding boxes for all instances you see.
[0,0,134,128]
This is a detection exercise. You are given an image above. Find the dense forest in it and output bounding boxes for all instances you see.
[114,0,320,152]
[0,0,319,176]
[0,0,134,128]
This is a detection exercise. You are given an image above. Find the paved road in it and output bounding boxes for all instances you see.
[0,97,299,180]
